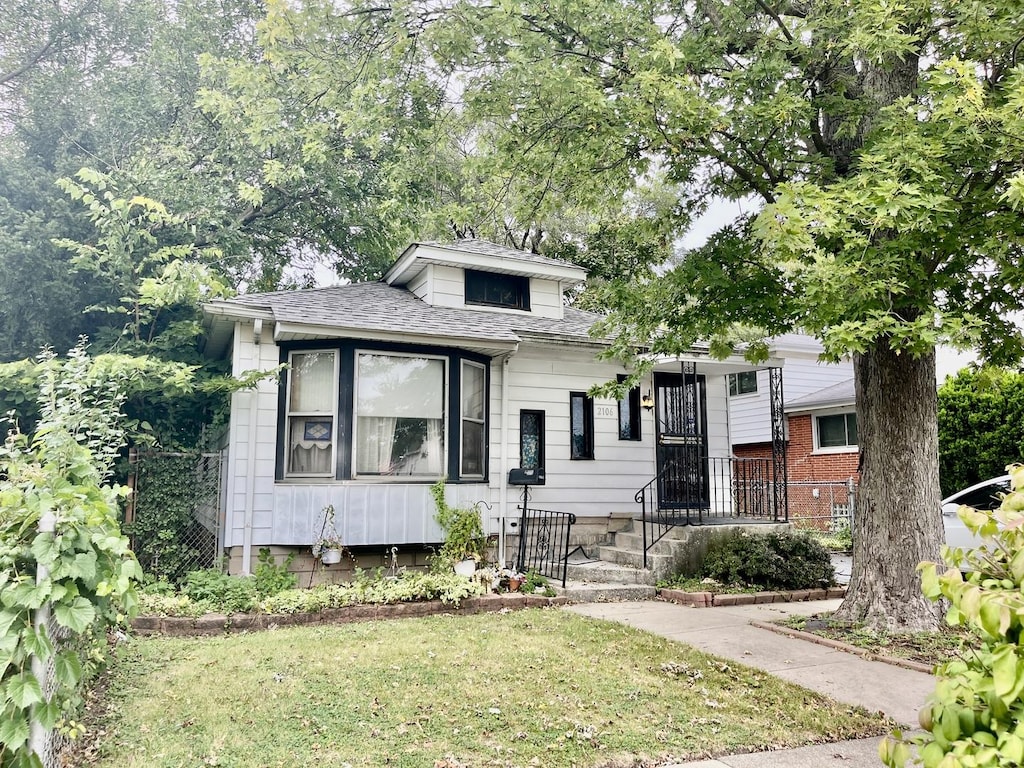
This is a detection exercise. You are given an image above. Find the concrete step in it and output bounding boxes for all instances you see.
[597,544,675,575]
[555,580,657,603]
[563,558,656,585]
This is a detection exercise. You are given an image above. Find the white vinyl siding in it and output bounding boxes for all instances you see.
[222,327,735,552]
[527,278,563,319]
[407,265,431,301]
[729,357,853,445]
[417,264,465,308]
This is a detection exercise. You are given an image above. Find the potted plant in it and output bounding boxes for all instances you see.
[497,567,525,592]
[312,505,348,565]
[430,479,486,576]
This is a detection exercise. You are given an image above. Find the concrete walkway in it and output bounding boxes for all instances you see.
[566,599,934,767]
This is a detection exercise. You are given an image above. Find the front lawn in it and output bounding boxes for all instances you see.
[79,609,891,767]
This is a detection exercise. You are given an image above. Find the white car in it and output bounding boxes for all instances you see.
[941,475,1011,551]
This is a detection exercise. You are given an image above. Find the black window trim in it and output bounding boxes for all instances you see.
[275,340,490,483]
[464,268,531,311]
[616,374,641,441]
[519,409,546,471]
[570,391,595,460]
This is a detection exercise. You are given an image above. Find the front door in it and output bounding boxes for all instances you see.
[654,370,710,513]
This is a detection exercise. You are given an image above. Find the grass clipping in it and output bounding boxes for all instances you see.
[82,610,890,767]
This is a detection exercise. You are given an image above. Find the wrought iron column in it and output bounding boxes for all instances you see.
[769,366,788,521]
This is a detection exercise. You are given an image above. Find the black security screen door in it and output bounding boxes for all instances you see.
[654,368,710,512]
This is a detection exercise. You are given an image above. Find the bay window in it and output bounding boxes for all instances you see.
[281,345,488,482]
[355,353,446,477]
[286,351,338,477]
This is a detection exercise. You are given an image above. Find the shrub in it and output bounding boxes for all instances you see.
[882,463,1024,768]
[430,479,486,569]
[699,530,834,590]
[182,569,258,613]
[0,344,142,763]
[253,548,297,598]
[938,366,1024,497]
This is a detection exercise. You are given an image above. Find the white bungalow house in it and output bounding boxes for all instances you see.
[202,240,789,583]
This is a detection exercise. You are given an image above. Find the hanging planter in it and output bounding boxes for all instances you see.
[320,547,343,566]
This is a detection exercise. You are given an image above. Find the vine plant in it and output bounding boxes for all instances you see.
[882,463,1024,768]
[0,342,141,766]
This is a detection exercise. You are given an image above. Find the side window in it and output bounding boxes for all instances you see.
[570,392,594,460]
[728,371,758,396]
[520,410,545,470]
[617,374,641,441]
[286,351,338,477]
[465,269,530,310]
[461,361,486,477]
[817,412,858,450]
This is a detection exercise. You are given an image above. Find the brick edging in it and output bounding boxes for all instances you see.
[132,593,568,638]
[657,586,847,608]
[749,619,935,674]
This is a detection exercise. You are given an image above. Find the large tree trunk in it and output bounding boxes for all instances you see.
[833,340,944,631]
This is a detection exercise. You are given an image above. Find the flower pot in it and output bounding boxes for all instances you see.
[453,558,477,577]
[508,578,522,593]
[320,547,343,565]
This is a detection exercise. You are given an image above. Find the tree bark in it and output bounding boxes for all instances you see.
[833,340,944,631]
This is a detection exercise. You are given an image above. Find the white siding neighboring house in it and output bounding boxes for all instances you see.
[203,240,783,575]
[728,334,854,448]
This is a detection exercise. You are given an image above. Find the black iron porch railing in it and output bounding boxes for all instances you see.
[515,506,576,587]
[636,456,787,568]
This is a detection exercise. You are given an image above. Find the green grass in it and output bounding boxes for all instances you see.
[79,609,892,767]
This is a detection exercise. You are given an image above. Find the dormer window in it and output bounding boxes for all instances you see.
[465,269,530,310]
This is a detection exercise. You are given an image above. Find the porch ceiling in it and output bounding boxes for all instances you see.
[649,353,785,375]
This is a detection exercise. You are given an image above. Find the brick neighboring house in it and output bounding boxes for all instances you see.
[729,339,859,529]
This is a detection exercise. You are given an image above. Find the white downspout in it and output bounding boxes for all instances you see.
[497,348,516,566]
[241,319,262,574]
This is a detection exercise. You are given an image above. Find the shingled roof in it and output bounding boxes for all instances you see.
[786,378,856,412]
[214,281,603,348]
[413,239,580,270]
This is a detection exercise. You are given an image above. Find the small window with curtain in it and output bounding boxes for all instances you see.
[520,410,545,470]
[815,412,858,451]
[286,350,338,477]
[617,374,641,441]
[569,392,594,460]
[461,360,486,477]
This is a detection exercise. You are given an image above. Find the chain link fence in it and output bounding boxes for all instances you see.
[124,446,227,582]
[786,479,857,534]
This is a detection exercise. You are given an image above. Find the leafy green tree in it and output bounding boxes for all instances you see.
[938,367,1024,497]
[266,0,1024,629]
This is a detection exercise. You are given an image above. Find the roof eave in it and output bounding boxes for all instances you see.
[385,242,587,287]
[273,320,522,354]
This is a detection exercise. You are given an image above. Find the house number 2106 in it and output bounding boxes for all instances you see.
[595,405,616,418]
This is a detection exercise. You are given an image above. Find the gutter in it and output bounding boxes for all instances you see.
[496,345,519,566]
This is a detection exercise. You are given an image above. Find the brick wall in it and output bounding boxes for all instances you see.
[734,414,859,530]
